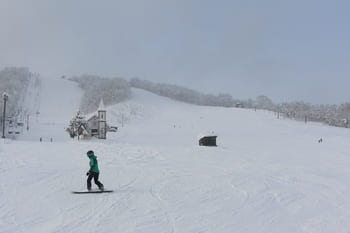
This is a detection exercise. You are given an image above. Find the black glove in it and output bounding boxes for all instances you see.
[86,171,90,176]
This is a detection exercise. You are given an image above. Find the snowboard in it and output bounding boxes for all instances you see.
[72,190,113,194]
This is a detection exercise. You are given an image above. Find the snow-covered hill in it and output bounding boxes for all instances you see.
[19,76,83,141]
[2,77,350,233]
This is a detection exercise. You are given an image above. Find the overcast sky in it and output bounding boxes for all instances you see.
[1,0,349,104]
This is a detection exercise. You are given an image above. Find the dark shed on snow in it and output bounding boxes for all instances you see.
[199,136,217,146]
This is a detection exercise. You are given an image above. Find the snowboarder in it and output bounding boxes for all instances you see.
[86,150,104,191]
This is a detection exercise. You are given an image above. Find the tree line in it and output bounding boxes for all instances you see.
[69,75,131,114]
[0,67,39,123]
[130,78,238,107]
[278,101,350,128]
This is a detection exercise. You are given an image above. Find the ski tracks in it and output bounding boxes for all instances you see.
[149,180,177,233]
[56,194,115,233]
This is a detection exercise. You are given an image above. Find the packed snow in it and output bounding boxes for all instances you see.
[1,77,350,233]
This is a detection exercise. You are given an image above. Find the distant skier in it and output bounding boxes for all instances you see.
[86,150,104,191]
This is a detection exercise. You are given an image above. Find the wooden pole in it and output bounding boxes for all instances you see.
[2,93,8,138]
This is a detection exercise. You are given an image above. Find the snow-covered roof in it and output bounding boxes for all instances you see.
[198,132,217,140]
[87,114,98,121]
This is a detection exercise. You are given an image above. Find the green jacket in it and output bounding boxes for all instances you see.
[89,155,100,173]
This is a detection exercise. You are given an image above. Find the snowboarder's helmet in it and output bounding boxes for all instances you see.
[87,150,94,157]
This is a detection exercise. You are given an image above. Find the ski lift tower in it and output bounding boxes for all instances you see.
[2,92,8,138]
[97,99,107,139]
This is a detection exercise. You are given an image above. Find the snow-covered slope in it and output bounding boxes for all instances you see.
[2,80,350,233]
[19,76,83,141]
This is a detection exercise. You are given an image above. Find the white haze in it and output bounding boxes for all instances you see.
[0,0,350,104]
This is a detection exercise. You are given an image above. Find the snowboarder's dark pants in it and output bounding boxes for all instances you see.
[87,172,103,190]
